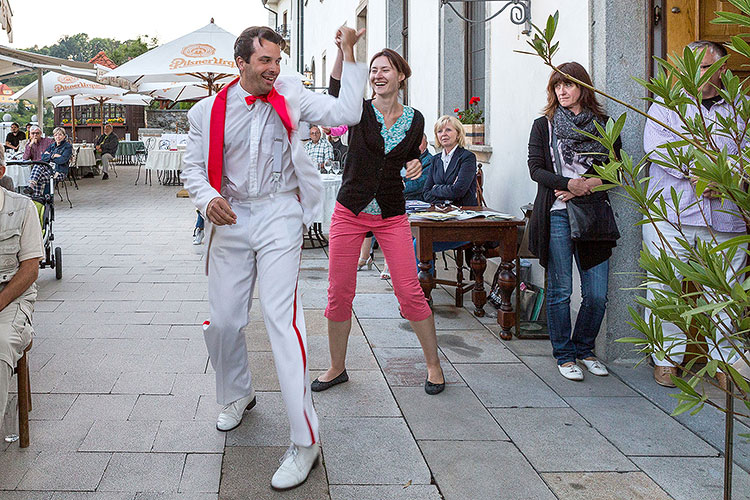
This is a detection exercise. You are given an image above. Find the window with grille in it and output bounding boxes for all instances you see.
[465,2,485,112]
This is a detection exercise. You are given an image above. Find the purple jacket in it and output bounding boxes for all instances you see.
[23,137,54,161]
[644,100,745,233]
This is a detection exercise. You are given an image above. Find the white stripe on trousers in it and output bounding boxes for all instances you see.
[204,192,318,446]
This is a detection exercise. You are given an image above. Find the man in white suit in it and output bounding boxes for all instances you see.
[181,26,366,490]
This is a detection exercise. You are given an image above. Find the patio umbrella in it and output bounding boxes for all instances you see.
[48,94,152,135]
[137,65,304,102]
[12,72,126,141]
[103,20,239,94]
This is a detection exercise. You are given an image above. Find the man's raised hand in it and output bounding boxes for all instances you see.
[337,26,366,50]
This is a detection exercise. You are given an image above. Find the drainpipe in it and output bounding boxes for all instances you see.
[297,0,305,74]
[261,0,278,29]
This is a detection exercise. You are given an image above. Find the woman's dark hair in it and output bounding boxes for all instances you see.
[234,26,286,62]
[369,48,411,90]
[543,62,606,120]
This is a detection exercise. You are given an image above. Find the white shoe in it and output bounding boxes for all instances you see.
[580,358,609,376]
[558,363,584,381]
[216,390,256,431]
[271,442,320,490]
[193,228,205,245]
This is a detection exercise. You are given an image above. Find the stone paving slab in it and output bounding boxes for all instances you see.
[393,386,508,441]
[455,362,568,408]
[179,454,222,494]
[328,485,443,499]
[437,329,520,364]
[225,392,290,447]
[632,456,750,500]
[357,318,424,348]
[320,417,432,485]
[541,471,672,500]
[491,408,638,472]
[17,451,112,491]
[419,440,557,500]
[79,420,160,452]
[312,369,402,417]
[98,452,185,492]
[219,446,329,500]
[372,347,463,387]
[521,355,640,398]
[566,396,719,457]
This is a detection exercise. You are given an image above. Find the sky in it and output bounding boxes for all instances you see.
[6,0,270,49]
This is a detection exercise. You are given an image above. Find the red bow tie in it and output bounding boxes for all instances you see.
[245,93,269,105]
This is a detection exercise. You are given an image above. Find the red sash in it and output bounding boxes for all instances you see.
[207,77,294,193]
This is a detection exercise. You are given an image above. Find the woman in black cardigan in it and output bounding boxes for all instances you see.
[312,47,445,395]
[527,62,621,382]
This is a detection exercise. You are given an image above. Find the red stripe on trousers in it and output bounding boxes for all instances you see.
[292,273,315,444]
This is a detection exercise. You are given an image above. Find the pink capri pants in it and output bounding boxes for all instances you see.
[325,202,432,322]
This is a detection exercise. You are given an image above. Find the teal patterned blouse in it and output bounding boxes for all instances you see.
[361,103,415,215]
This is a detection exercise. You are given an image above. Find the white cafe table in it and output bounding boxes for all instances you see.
[318,173,342,234]
[76,146,96,168]
[5,164,30,188]
[145,149,184,186]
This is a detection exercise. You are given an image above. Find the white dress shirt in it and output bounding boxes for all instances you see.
[441,146,456,173]
[221,83,295,201]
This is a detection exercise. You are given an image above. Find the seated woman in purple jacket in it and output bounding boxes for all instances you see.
[415,115,477,273]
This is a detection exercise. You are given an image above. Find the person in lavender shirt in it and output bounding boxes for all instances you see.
[643,40,747,388]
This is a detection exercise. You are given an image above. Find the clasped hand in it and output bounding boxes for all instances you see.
[404,159,422,180]
[206,197,237,226]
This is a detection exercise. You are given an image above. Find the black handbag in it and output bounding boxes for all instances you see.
[551,128,620,242]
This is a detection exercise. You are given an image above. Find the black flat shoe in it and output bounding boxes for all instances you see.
[311,369,349,392]
[424,371,445,395]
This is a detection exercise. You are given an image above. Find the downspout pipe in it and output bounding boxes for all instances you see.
[261,0,278,28]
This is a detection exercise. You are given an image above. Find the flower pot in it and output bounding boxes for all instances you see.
[463,124,485,146]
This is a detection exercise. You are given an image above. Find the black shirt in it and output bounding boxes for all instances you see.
[703,95,723,110]
[5,130,25,149]
[329,77,425,218]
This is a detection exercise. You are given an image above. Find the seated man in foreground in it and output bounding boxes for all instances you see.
[0,152,43,425]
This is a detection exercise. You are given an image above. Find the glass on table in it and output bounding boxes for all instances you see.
[331,161,342,175]
[323,159,333,174]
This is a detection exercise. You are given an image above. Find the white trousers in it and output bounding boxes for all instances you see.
[204,193,318,446]
[101,153,113,174]
[643,220,747,367]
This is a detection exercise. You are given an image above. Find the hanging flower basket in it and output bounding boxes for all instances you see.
[454,96,485,145]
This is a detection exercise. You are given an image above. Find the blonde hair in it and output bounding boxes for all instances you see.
[433,115,465,149]
[52,127,67,137]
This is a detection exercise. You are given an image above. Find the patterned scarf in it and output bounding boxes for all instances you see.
[552,106,608,167]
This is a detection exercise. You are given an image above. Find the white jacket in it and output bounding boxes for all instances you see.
[181,61,367,228]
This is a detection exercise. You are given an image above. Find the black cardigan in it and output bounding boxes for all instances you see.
[329,77,424,218]
[422,146,478,206]
[527,116,621,270]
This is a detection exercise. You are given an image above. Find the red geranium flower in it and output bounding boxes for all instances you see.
[469,96,480,105]
[454,108,460,113]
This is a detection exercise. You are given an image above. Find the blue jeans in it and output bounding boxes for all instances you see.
[413,239,469,276]
[546,210,609,365]
[196,211,204,230]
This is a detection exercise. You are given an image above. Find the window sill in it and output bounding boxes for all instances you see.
[466,144,492,163]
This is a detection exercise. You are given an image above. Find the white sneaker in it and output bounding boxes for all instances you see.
[216,390,256,431]
[580,358,609,376]
[558,363,584,381]
[193,228,205,245]
[271,442,320,490]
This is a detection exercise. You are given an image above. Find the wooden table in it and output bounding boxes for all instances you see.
[411,210,525,340]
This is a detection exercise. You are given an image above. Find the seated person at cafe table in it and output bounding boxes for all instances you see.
[94,123,119,180]
[414,115,477,274]
[5,123,25,152]
[22,125,53,162]
[23,127,72,198]
[304,124,334,169]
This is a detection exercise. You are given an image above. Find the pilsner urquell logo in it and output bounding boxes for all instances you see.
[169,43,235,71]
[53,75,107,93]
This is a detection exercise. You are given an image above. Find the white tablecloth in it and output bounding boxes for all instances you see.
[76,147,96,167]
[316,174,342,233]
[159,134,188,149]
[145,149,184,172]
[6,164,30,188]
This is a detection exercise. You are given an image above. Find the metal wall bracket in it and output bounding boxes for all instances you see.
[440,0,532,34]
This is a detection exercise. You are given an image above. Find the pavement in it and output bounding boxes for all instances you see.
[1,165,749,500]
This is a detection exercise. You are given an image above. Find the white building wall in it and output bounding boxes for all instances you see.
[483,0,590,218]
[407,2,440,140]
[302,0,387,90]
